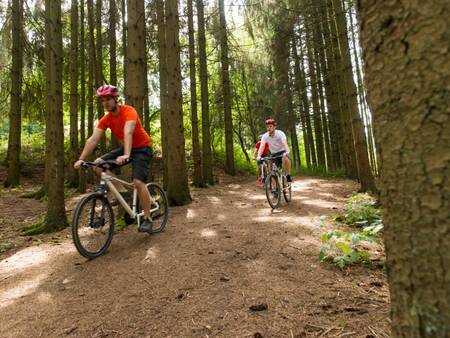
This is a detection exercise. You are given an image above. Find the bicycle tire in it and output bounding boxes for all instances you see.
[282,175,292,202]
[72,193,114,259]
[265,173,281,209]
[140,183,169,233]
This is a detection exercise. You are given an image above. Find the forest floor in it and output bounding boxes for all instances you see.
[0,166,390,338]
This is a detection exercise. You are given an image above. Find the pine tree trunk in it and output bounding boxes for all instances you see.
[196,0,213,185]
[126,0,145,118]
[156,0,169,188]
[165,0,191,205]
[304,17,326,168]
[5,0,23,188]
[68,0,79,188]
[108,0,120,151]
[358,1,450,336]
[218,0,235,175]
[292,34,311,169]
[78,0,87,192]
[187,0,203,187]
[43,0,68,232]
[87,0,95,137]
[95,0,105,152]
[332,0,375,191]
[121,0,128,102]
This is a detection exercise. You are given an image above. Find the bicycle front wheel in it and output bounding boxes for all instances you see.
[265,173,281,209]
[72,193,114,259]
[282,175,292,202]
[144,183,169,233]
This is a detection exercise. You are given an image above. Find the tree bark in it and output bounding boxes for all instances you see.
[87,0,95,137]
[156,0,169,188]
[165,0,191,205]
[196,0,213,185]
[187,0,203,187]
[358,1,450,336]
[43,0,68,232]
[126,0,145,118]
[5,0,23,187]
[218,0,235,175]
[68,0,79,188]
[332,0,376,191]
[78,0,87,192]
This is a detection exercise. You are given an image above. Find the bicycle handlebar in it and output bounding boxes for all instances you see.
[81,158,132,170]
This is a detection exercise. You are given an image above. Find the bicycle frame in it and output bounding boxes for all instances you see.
[99,172,159,226]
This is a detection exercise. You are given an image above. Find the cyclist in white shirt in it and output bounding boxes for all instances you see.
[256,118,292,182]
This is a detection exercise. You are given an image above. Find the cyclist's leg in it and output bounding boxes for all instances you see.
[131,147,155,219]
[282,153,292,182]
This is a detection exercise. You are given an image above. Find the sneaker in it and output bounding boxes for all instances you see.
[256,178,263,184]
[286,175,292,183]
[138,217,153,233]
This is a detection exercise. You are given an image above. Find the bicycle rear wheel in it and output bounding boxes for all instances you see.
[72,193,114,259]
[282,175,292,202]
[265,173,281,209]
[143,183,169,233]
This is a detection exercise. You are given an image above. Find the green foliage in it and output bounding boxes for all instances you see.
[115,216,129,232]
[334,193,382,227]
[319,193,384,269]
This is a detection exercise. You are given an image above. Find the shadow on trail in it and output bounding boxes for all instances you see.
[0,175,389,337]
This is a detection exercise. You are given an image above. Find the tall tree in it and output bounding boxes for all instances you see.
[165,0,191,205]
[358,1,450,336]
[187,0,203,187]
[68,0,79,188]
[126,0,146,117]
[40,0,68,233]
[87,0,95,137]
[218,0,235,175]
[196,0,213,185]
[156,0,169,188]
[4,0,23,187]
[78,0,87,192]
[109,0,120,150]
[95,0,105,152]
[332,0,375,191]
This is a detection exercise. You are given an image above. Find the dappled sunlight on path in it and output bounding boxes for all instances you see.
[0,175,389,337]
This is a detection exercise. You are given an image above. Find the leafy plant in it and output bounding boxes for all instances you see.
[334,193,382,228]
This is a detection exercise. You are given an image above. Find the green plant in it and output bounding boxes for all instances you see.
[334,193,382,227]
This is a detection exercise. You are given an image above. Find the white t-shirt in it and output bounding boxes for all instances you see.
[262,130,287,153]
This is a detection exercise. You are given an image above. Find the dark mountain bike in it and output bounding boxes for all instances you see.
[72,160,168,259]
[261,154,292,209]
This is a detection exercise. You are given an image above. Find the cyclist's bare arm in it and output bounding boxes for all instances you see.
[74,128,105,169]
[116,120,136,165]
[281,138,290,155]
[257,140,267,159]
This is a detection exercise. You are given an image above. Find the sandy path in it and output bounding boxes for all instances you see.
[0,175,389,337]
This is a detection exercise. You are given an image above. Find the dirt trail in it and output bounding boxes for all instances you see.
[0,175,390,338]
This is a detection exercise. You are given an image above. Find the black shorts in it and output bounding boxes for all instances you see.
[101,147,152,182]
[271,150,289,168]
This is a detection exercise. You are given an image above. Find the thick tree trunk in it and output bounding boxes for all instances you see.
[68,0,79,188]
[165,0,191,205]
[121,0,128,102]
[5,0,23,187]
[358,1,450,336]
[43,0,68,232]
[218,0,235,175]
[196,0,213,185]
[126,0,145,118]
[187,0,203,187]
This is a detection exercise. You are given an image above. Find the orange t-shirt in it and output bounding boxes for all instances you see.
[97,105,151,148]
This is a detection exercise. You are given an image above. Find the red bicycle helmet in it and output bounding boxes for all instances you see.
[96,85,119,98]
[265,118,276,126]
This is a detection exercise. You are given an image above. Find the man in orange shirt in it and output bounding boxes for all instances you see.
[74,85,154,233]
